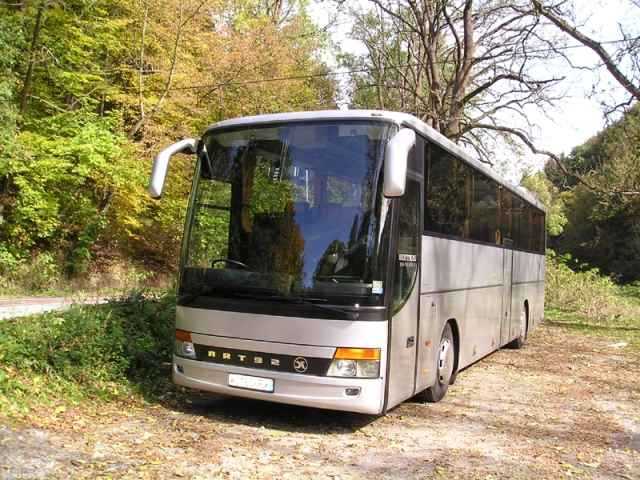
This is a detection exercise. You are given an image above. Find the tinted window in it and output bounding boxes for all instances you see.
[392,177,420,312]
[424,145,468,237]
[424,142,544,253]
[500,188,513,242]
[521,202,532,251]
[470,172,498,243]
[531,208,546,253]
[512,195,523,248]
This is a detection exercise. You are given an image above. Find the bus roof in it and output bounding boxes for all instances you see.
[204,110,546,212]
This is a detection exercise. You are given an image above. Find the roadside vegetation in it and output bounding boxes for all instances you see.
[0,291,175,418]
[0,254,167,298]
[545,251,640,349]
[1,254,639,422]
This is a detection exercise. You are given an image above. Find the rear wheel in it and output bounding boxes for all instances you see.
[507,305,528,349]
[422,323,455,403]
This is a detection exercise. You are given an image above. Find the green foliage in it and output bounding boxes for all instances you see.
[0,0,335,287]
[0,252,62,294]
[1,111,142,276]
[0,14,23,240]
[339,8,416,112]
[545,250,640,323]
[0,291,175,414]
[546,105,640,281]
[520,171,568,236]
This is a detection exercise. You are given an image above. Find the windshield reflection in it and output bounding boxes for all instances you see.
[179,121,393,307]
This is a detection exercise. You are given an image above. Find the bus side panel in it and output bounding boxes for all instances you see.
[415,296,439,393]
[536,254,546,328]
[537,257,546,327]
[386,279,420,410]
[511,251,545,339]
[417,236,504,385]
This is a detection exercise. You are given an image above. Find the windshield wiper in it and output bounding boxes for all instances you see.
[314,275,363,284]
[234,292,358,320]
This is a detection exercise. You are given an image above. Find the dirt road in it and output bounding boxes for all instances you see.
[1,324,639,479]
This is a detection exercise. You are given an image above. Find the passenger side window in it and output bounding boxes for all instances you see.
[499,188,513,243]
[424,145,468,237]
[424,142,545,253]
[470,172,498,243]
[392,177,420,312]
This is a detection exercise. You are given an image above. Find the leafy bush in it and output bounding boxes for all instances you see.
[546,250,640,324]
[0,250,64,295]
[0,291,175,407]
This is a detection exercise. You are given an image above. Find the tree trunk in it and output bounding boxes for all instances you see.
[19,0,47,115]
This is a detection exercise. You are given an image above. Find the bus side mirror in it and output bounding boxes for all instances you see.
[149,138,198,199]
[383,128,415,197]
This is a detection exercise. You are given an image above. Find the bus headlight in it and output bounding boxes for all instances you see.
[327,348,380,378]
[175,329,196,359]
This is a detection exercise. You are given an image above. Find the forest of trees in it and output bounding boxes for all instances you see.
[0,0,638,291]
[0,0,336,289]
[537,105,640,282]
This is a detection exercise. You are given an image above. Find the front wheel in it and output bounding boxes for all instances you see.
[421,323,455,403]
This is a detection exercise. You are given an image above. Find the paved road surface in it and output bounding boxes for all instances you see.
[0,296,106,320]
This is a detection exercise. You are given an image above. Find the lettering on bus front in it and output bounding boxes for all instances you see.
[194,344,331,375]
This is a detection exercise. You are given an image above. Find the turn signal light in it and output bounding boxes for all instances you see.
[175,329,196,359]
[328,347,381,378]
[175,329,192,342]
[334,347,380,360]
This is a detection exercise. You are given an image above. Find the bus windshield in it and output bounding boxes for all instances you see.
[179,120,394,308]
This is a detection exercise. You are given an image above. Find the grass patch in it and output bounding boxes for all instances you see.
[545,308,640,351]
[545,251,640,350]
[546,250,640,324]
[0,291,176,419]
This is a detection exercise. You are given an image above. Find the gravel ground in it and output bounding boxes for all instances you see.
[1,323,639,479]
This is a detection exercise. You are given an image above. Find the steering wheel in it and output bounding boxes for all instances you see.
[211,258,249,269]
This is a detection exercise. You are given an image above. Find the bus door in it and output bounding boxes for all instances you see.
[501,238,514,345]
[386,174,421,409]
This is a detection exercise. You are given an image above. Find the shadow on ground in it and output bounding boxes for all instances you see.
[161,389,378,434]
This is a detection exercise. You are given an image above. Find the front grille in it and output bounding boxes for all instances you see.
[193,344,332,376]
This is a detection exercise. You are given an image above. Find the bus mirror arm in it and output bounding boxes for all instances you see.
[149,138,198,199]
[383,128,415,197]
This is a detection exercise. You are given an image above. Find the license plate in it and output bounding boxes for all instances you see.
[228,373,274,393]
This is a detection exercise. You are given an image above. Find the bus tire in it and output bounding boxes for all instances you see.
[422,323,455,403]
[507,305,528,349]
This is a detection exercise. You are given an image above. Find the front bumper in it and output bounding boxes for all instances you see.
[173,355,385,414]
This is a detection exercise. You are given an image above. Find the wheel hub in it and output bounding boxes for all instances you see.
[437,338,453,384]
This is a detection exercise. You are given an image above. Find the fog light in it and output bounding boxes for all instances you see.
[345,387,361,396]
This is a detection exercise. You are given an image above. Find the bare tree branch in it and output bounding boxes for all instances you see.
[470,122,640,196]
[531,0,640,101]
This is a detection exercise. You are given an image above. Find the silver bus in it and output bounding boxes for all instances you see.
[149,110,546,414]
